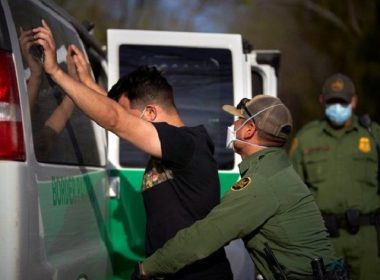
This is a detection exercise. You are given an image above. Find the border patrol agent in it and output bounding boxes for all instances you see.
[133,95,340,280]
[289,73,380,280]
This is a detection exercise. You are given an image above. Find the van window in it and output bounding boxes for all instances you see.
[251,69,264,97]
[9,0,105,166]
[118,45,234,170]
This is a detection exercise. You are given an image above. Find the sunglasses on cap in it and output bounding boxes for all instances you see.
[237,98,252,117]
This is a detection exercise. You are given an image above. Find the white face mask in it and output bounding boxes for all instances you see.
[226,124,266,151]
[226,124,237,149]
[225,103,283,150]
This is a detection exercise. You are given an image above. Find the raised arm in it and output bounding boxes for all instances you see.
[33,20,161,158]
[42,48,77,133]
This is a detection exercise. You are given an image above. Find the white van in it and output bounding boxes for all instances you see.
[0,0,111,279]
[1,0,280,279]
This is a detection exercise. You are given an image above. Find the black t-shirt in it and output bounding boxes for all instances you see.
[142,122,232,279]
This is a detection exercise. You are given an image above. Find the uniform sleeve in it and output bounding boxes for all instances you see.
[143,177,279,276]
[288,137,305,181]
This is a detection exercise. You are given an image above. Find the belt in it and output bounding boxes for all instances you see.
[322,209,380,257]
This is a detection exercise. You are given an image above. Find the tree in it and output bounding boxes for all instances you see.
[288,0,380,123]
[53,0,380,126]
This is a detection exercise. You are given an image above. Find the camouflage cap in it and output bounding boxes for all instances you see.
[322,73,355,103]
[223,95,293,140]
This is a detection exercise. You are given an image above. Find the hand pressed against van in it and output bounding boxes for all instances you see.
[32,20,59,76]
[68,45,91,83]
[33,20,163,158]
[66,45,80,81]
[68,44,107,96]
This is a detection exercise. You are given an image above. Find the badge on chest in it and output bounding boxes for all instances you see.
[358,136,371,153]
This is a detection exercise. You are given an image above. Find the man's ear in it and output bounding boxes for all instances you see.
[243,121,256,140]
[145,105,157,122]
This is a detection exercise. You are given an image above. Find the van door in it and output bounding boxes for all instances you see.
[1,0,111,279]
[106,29,278,279]
[248,50,280,97]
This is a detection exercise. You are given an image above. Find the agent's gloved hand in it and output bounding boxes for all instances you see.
[130,262,166,280]
[130,263,149,280]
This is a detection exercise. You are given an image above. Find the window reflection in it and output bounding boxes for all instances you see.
[10,0,103,166]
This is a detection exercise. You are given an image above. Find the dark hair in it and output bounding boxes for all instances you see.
[107,66,176,110]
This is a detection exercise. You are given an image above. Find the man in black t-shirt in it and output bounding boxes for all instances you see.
[106,67,233,280]
[140,123,232,280]
[81,64,229,279]
[35,22,232,277]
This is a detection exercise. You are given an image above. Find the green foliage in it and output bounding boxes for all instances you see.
[290,0,380,123]
[53,0,113,44]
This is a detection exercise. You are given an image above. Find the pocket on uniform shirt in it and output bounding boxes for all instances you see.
[352,153,378,186]
[303,153,328,185]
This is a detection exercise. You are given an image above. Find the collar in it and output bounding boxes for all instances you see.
[322,114,359,137]
[238,147,279,177]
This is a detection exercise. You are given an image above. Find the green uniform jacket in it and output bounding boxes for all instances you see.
[143,148,336,279]
[289,115,380,214]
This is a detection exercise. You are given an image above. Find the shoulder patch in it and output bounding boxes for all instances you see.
[231,177,251,191]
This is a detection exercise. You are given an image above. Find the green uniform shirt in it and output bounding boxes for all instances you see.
[143,148,336,279]
[289,115,380,214]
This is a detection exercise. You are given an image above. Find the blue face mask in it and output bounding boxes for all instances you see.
[325,103,352,126]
